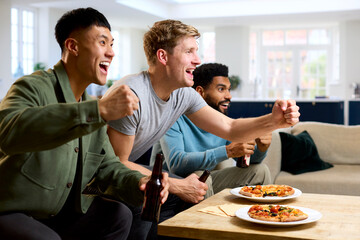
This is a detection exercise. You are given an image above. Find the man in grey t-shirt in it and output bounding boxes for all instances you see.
[107,71,207,162]
[106,19,300,239]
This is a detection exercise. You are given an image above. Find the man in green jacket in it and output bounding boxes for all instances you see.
[0,7,168,240]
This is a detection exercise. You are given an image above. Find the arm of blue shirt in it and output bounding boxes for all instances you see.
[249,145,267,164]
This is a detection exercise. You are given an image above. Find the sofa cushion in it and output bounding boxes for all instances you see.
[291,122,360,165]
[274,165,360,196]
[280,130,333,174]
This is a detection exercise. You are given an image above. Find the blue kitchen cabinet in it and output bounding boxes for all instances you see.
[349,100,360,125]
[228,100,344,124]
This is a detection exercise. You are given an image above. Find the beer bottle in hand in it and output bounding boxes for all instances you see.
[236,154,251,168]
[181,169,210,210]
[141,153,164,222]
[198,169,210,182]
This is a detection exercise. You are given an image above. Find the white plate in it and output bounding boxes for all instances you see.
[230,186,302,203]
[235,206,322,227]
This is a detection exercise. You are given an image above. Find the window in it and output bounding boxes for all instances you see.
[250,26,338,99]
[199,31,215,63]
[11,7,36,79]
[266,50,293,99]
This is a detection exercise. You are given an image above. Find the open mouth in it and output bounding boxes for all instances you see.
[220,101,230,109]
[99,61,110,74]
[186,69,194,79]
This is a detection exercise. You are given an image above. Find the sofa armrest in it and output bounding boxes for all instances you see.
[262,127,292,183]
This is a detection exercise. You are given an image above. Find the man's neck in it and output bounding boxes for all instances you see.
[148,67,176,102]
[62,59,87,102]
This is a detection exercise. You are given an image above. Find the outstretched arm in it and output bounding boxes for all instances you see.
[187,99,299,143]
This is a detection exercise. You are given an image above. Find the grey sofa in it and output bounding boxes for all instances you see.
[263,121,360,196]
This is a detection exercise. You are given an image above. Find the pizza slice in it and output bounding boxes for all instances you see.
[278,206,308,222]
[239,185,263,197]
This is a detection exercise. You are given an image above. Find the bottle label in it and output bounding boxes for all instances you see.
[244,154,250,166]
[236,154,251,168]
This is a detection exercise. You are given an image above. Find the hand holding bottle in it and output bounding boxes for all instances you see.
[226,141,255,159]
[140,153,169,222]
[139,173,169,204]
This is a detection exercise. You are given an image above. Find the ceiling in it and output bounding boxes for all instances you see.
[10,0,360,29]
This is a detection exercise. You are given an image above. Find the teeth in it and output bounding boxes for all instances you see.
[100,62,109,66]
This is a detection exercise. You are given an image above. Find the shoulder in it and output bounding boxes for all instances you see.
[13,70,56,91]
[112,72,150,96]
[171,87,206,111]
[173,86,198,98]
[116,72,148,88]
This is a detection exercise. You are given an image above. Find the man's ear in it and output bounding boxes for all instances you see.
[195,86,205,97]
[157,49,168,66]
[64,38,79,57]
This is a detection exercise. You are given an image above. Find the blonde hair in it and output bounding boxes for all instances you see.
[143,19,200,65]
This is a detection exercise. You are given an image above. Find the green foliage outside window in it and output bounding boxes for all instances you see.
[229,75,242,90]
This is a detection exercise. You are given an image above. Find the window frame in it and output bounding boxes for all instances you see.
[11,5,38,80]
[250,25,339,99]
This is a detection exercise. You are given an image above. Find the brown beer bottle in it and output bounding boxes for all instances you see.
[141,153,164,222]
[236,154,250,168]
[181,169,210,210]
[198,169,210,182]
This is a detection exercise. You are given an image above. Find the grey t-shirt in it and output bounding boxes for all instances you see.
[107,71,207,162]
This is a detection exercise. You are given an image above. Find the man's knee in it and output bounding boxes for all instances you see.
[0,213,61,240]
[252,163,272,184]
[112,200,133,230]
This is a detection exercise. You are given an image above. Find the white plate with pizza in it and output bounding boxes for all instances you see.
[230,185,302,203]
[235,205,322,227]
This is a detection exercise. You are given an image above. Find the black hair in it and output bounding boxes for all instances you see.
[192,63,229,89]
[55,7,111,52]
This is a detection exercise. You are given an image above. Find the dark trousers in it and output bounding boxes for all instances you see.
[127,193,184,240]
[0,197,132,240]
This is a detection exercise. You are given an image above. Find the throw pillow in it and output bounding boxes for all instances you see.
[279,130,333,175]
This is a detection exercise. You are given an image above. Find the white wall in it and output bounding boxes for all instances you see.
[215,26,250,98]
[341,20,360,99]
[38,8,64,69]
[0,0,12,99]
[128,28,148,74]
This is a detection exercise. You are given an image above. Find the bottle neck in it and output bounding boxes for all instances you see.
[151,153,163,177]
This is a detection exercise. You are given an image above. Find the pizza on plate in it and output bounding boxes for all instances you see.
[248,205,308,222]
[239,184,295,198]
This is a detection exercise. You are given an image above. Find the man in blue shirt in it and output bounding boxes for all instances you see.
[151,63,272,197]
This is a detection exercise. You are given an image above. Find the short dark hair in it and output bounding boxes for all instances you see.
[193,63,229,89]
[55,7,111,52]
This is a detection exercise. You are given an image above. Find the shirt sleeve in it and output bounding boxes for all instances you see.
[160,121,228,177]
[183,87,207,115]
[107,110,139,136]
[93,136,145,206]
[250,145,268,164]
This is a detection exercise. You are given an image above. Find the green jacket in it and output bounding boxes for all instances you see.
[0,61,145,219]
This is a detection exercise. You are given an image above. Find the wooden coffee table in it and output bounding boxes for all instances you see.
[158,188,360,239]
